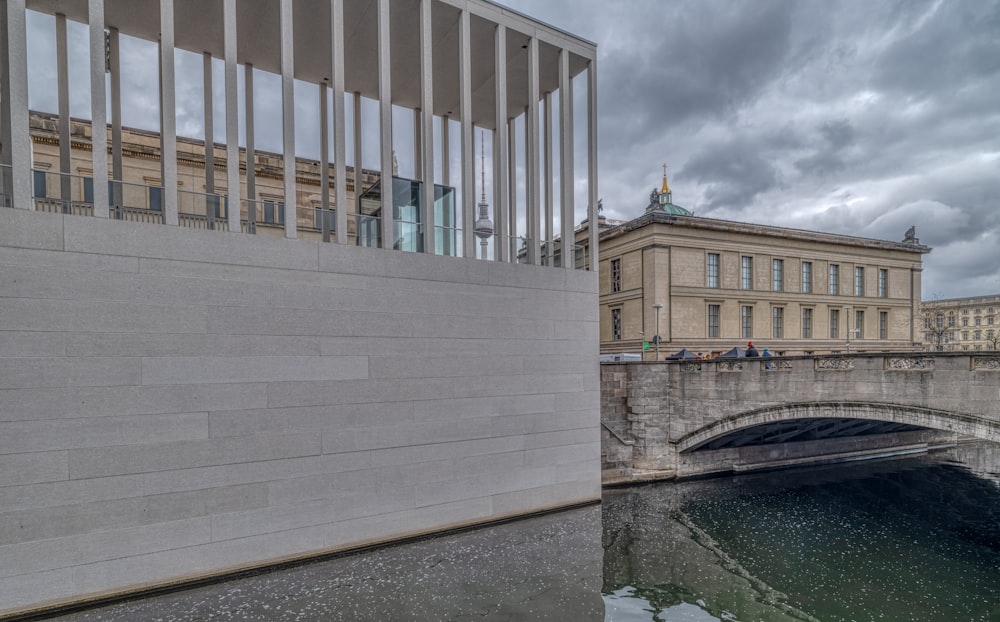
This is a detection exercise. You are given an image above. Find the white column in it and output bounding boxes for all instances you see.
[419,0,435,253]
[109,27,123,208]
[413,109,421,179]
[441,115,450,186]
[223,0,240,233]
[559,49,574,270]
[89,0,109,218]
[331,0,347,244]
[526,37,540,265]
[494,24,508,262]
[56,13,71,203]
[587,60,599,272]
[280,0,296,238]
[458,8,474,258]
[508,116,517,260]
[378,0,393,249]
[319,83,330,242]
[353,91,362,203]
[203,52,215,195]
[159,0,177,225]
[2,0,30,209]
[543,91,553,265]
[245,63,256,208]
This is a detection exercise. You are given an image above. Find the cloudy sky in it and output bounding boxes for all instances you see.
[25,1,1000,299]
[501,0,1000,300]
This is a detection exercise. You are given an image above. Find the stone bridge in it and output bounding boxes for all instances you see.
[601,353,1000,482]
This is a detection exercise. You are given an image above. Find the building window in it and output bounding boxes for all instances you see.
[963,317,969,327]
[707,253,720,288]
[708,304,720,338]
[802,308,813,339]
[962,309,969,315]
[741,305,753,339]
[611,259,621,293]
[830,309,840,339]
[854,310,865,339]
[949,315,955,327]
[935,314,944,328]
[802,261,812,293]
[975,317,981,326]
[772,259,784,292]
[741,256,753,289]
[974,330,981,341]
[611,308,622,341]
[772,307,784,338]
[963,331,969,341]
[829,264,839,295]
[975,308,982,315]
[854,266,865,296]
[878,269,888,297]
[879,311,888,339]
[989,317,995,326]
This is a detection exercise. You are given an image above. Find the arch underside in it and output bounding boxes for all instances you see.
[679,401,1000,453]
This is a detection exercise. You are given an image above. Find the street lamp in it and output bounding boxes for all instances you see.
[653,303,664,360]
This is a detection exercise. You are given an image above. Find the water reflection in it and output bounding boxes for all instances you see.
[603,442,1000,621]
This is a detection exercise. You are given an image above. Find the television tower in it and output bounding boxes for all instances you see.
[473,131,494,259]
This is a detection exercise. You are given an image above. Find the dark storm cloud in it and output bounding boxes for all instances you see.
[599,0,797,147]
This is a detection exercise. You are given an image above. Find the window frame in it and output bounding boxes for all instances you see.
[741,256,753,290]
[610,258,621,293]
[708,304,721,338]
[802,307,813,339]
[707,253,720,289]
[772,306,784,339]
[741,305,753,339]
[772,259,784,292]
[801,261,812,294]
[829,264,839,295]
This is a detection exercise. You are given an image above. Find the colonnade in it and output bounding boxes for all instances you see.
[1,0,598,269]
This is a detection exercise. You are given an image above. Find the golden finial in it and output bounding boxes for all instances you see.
[660,163,671,194]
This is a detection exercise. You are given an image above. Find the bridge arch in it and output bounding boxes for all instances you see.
[678,401,1000,453]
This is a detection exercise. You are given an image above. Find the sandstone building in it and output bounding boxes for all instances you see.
[592,170,930,358]
[921,294,1000,351]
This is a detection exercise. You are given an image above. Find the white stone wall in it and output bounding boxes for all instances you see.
[0,208,600,614]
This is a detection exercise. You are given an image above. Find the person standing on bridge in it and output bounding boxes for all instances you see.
[745,341,759,357]
[762,347,773,369]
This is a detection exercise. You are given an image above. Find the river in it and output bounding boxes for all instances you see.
[46,442,999,621]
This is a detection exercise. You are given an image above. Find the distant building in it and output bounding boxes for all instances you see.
[581,168,931,358]
[920,294,1000,351]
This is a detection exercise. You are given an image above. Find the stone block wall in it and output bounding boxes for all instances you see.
[599,356,999,482]
[0,208,600,614]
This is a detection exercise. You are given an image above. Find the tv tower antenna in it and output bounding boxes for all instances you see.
[473,130,494,260]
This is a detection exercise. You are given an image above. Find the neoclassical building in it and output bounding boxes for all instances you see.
[921,294,1000,351]
[593,170,931,358]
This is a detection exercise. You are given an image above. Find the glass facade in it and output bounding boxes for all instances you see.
[357,176,456,254]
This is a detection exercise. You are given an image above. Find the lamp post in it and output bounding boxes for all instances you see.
[653,303,663,360]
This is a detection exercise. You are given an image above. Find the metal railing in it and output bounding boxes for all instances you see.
[31,169,94,215]
[349,212,380,248]
[5,169,593,269]
[178,189,227,231]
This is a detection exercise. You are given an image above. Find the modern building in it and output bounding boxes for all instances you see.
[0,0,600,615]
[588,169,931,358]
[920,294,1000,351]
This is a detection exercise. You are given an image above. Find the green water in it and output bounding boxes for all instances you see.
[603,444,1000,621]
[46,443,999,621]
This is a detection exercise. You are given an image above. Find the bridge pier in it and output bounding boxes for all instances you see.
[601,354,1000,483]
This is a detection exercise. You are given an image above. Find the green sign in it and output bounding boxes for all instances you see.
[643,341,650,351]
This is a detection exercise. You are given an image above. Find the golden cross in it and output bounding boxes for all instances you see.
[662,163,667,177]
